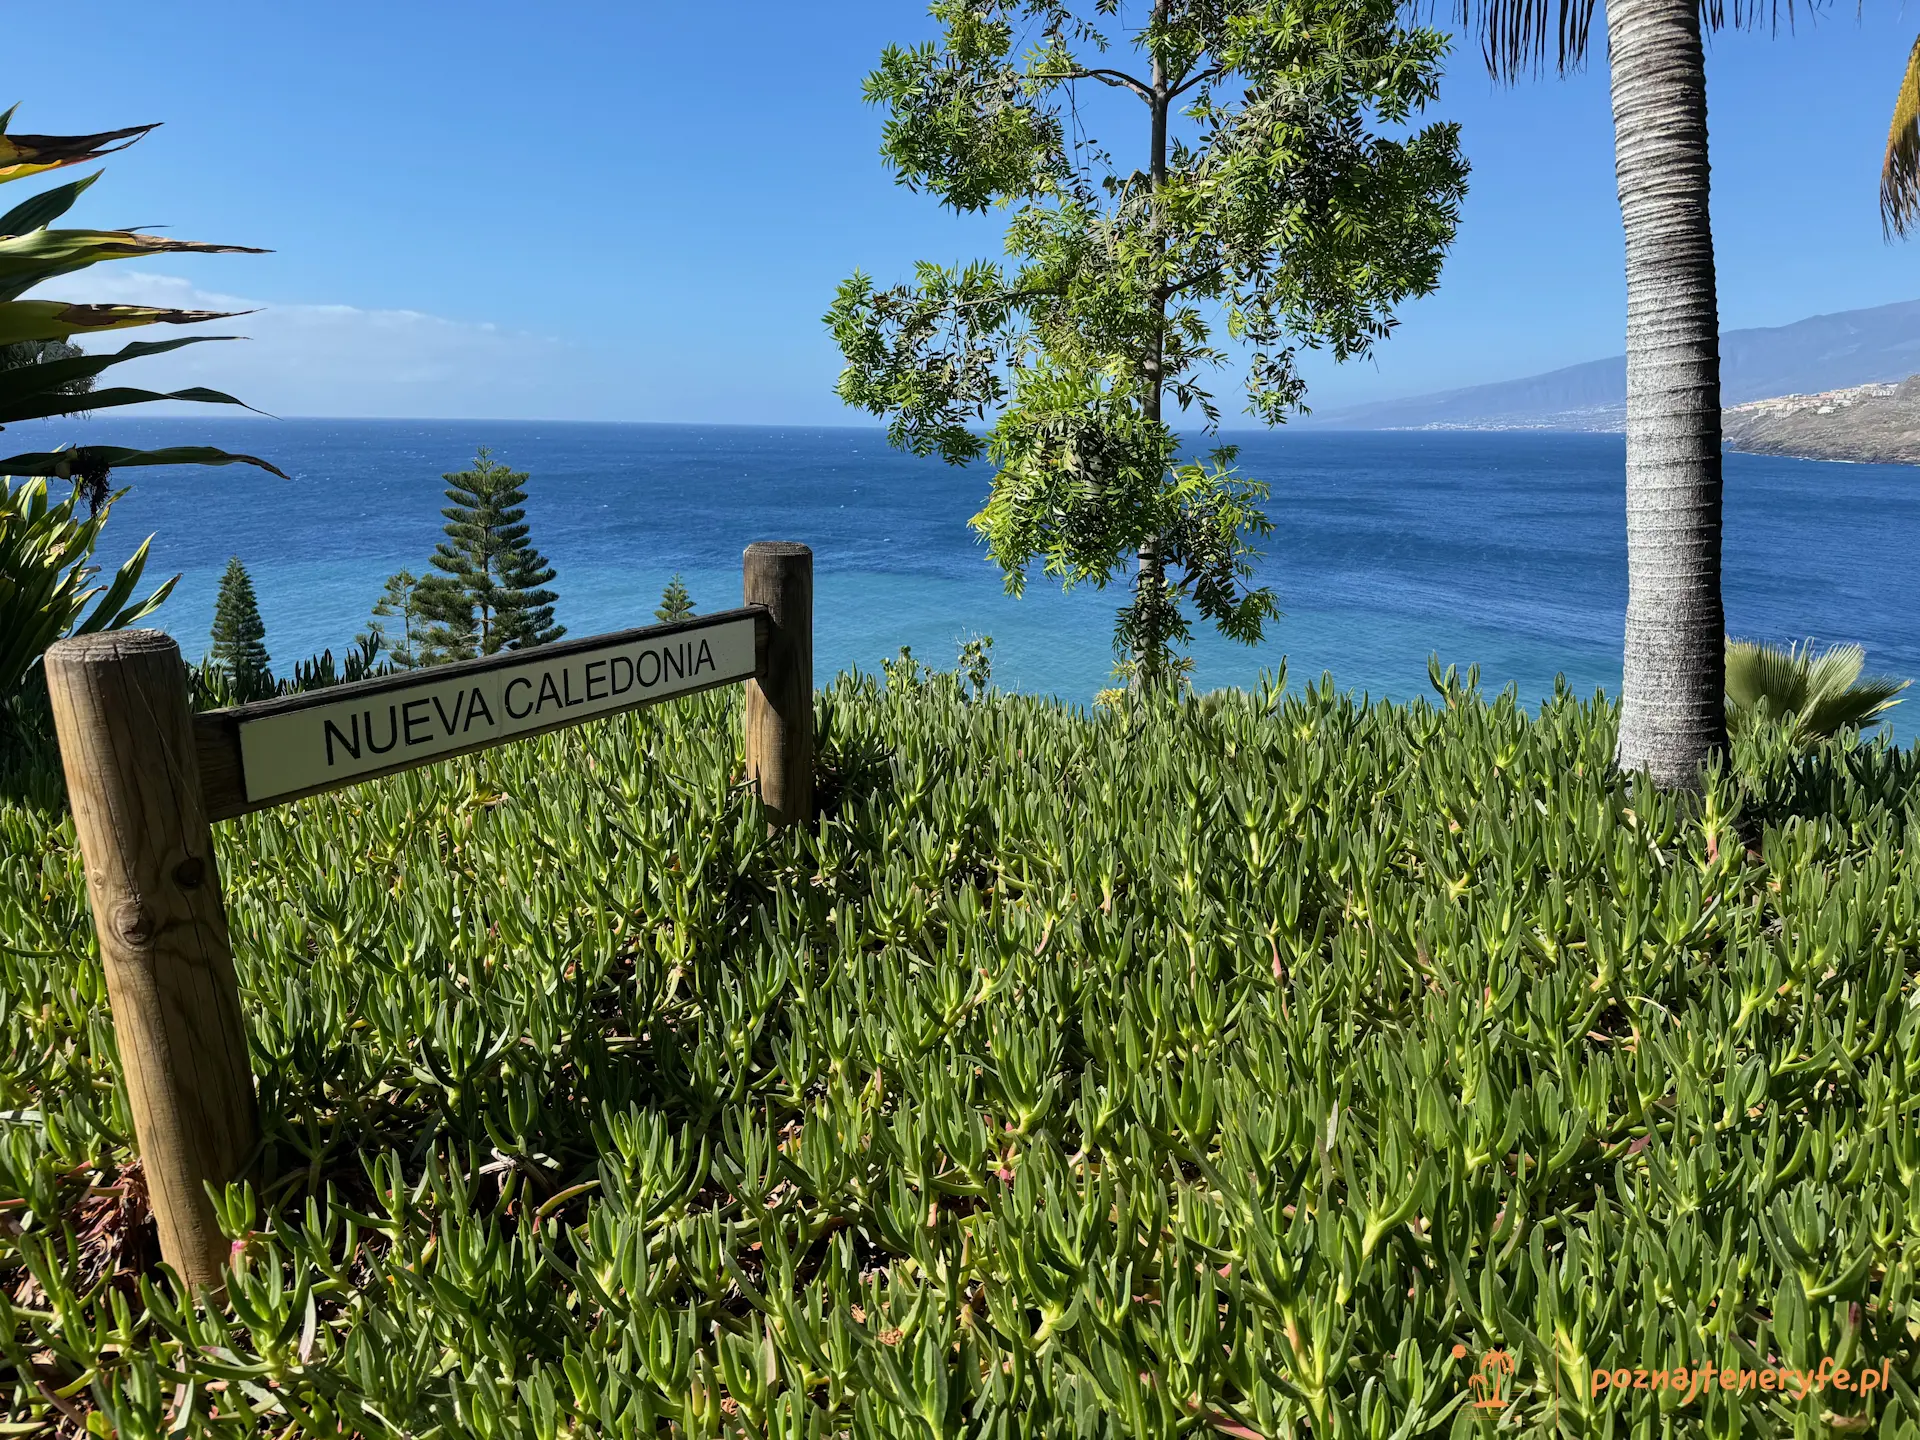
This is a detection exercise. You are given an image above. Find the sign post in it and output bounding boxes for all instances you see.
[44,630,259,1292]
[44,541,813,1290]
[743,541,813,829]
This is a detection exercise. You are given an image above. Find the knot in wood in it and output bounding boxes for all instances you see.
[112,898,157,948]
[173,856,206,889]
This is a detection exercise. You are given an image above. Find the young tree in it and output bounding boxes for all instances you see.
[656,574,695,623]
[829,0,1466,690]
[209,556,272,701]
[415,449,563,662]
[360,569,423,669]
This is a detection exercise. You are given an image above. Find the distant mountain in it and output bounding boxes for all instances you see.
[1308,299,1920,431]
[1722,376,1920,464]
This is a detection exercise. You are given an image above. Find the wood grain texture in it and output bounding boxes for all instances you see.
[194,608,771,822]
[44,629,258,1292]
[742,543,814,828]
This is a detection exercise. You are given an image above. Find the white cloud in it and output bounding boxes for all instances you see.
[32,271,587,419]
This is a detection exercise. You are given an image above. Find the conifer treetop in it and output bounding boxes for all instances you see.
[209,554,271,701]
[416,448,563,663]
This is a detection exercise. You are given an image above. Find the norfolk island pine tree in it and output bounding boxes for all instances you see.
[827,0,1468,693]
[208,556,271,701]
[415,449,563,663]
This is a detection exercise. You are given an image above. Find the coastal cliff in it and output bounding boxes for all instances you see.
[1721,376,1920,465]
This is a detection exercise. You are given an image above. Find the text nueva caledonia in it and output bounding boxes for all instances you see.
[318,635,725,768]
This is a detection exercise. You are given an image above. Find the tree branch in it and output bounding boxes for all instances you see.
[1035,66,1155,101]
[1161,263,1226,301]
[1168,65,1224,100]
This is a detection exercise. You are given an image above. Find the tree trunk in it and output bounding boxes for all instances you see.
[1606,0,1727,788]
[1134,0,1172,692]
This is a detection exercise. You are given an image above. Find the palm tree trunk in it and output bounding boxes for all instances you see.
[1606,0,1727,788]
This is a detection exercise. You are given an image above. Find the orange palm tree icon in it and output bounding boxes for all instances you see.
[1469,1350,1515,1410]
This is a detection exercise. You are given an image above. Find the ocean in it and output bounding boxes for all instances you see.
[13,416,1918,744]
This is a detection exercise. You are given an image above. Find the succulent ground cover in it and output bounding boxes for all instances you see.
[2,672,1919,1437]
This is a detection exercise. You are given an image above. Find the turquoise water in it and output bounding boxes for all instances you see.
[17,416,1919,742]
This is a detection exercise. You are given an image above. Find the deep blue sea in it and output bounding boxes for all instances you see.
[15,416,1919,743]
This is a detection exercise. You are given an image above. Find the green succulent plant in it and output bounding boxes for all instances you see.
[2,672,1919,1435]
[0,475,173,731]
[1726,636,1909,745]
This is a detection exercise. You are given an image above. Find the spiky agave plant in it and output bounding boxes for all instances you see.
[1725,635,1909,743]
[0,477,173,737]
[0,105,286,503]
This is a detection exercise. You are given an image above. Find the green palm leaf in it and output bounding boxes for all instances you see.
[1725,636,1909,744]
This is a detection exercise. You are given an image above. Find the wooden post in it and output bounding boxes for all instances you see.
[44,630,258,1292]
[742,541,814,828]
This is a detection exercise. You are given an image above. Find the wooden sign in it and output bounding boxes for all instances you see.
[213,610,758,811]
[45,543,813,1291]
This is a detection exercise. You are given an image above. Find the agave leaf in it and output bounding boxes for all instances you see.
[0,228,270,302]
[0,333,242,415]
[0,382,268,428]
[71,533,178,636]
[0,169,101,237]
[0,443,289,480]
[0,122,156,185]
[0,300,253,347]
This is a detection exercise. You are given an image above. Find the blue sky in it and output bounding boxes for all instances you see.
[13,1,1920,423]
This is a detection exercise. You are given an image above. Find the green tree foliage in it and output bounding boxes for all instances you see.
[1726,636,1909,746]
[208,556,272,701]
[0,106,285,503]
[415,449,563,663]
[0,477,173,739]
[828,0,1466,688]
[361,569,424,669]
[655,573,694,623]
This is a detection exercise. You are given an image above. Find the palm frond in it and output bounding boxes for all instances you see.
[1445,0,1597,80]
[1443,0,1820,83]
[1725,636,1909,744]
[1884,34,1920,239]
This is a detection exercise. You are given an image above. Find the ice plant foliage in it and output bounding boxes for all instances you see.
[3,675,1920,1434]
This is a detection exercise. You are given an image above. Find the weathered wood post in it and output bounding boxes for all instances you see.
[44,630,257,1292]
[742,541,814,828]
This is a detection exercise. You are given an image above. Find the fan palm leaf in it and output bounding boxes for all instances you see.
[1725,636,1909,744]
